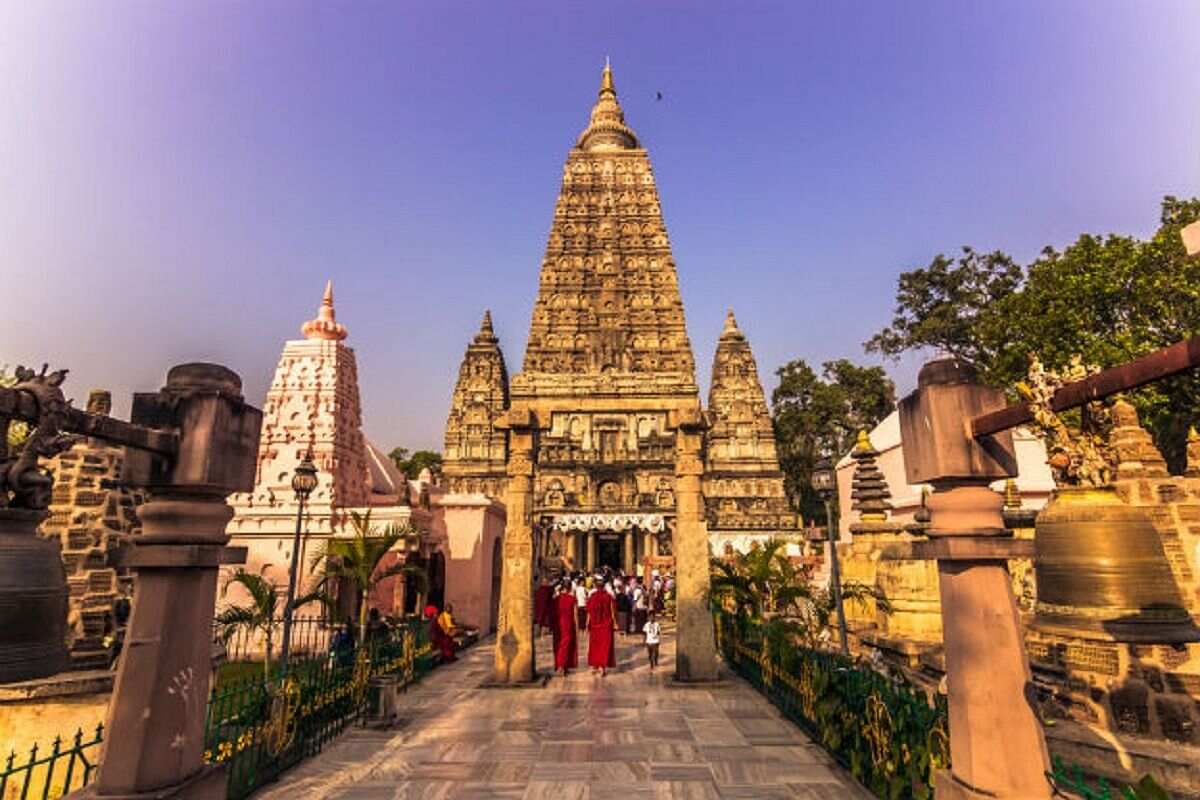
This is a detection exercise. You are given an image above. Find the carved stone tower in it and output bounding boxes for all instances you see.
[443,310,510,498]
[487,62,717,682]
[228,280,370,538]
[507,59,702,575]
[704,310,796,552]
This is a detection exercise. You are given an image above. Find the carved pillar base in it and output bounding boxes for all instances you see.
[94,494,240,799]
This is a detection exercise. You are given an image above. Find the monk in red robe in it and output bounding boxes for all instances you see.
[586,584,617,675]
[534,579,554,637]
[554,583,578,675]
[426,604,456,663]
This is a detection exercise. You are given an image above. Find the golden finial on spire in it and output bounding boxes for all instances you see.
[302,279,348,341]
[577,59,639,151]
[854,429,873,453]
[720,308,741,338]
[600,57,615,95]
[475,309,497,343]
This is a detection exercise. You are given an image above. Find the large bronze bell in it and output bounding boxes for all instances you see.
[1033,486,1200,643]
[0,508,69,682]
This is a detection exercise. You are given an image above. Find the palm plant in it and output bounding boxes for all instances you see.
[710,538,889,651]
[214,566,327,682]
[309,510,428,641]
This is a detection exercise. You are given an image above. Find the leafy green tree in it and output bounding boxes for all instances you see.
[867,196,1200,471]
[771,359,895,524]
[388,447,444,479]
[309,510,427,639]
[864,247,1022,368]
[213,567,326,682]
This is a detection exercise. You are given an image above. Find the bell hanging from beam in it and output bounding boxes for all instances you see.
[1032,400,1200,644]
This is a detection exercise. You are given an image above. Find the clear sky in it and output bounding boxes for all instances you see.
[3,1,1198,452]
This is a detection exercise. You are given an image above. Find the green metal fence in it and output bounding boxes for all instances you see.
[0,725,103,800]
[716,611,949,800]
[2,617,435,800]
[714,613,1165,800]
[205,616,435,799]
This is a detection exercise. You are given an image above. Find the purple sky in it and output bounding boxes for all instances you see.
[3,2,1198,452]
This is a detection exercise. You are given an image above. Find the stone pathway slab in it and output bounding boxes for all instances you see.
[256,626,871,799]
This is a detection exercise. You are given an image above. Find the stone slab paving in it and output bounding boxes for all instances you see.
[256,625,871,799]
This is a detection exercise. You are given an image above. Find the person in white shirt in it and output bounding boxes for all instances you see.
[574,579,589,630]
[642,612,662,670]
[632,581,648,634]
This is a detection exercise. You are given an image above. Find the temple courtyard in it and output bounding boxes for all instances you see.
[256,628,869,800]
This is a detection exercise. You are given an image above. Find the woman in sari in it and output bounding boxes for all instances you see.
[585,581,617,676]
[554,581,578,676]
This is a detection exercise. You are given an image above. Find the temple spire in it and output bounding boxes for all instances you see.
[475,309,498,343]
[720,308,743,340]
[577,60,639,151]
[302,279,348,341]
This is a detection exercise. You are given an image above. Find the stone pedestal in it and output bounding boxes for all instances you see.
[493,410,536,683]
[90,363,261,800]
[898,358,1050,799]
[672,411,718,682]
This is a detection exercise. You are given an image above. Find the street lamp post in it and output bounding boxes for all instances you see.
[279,452,319,672]
[811,457,849,656]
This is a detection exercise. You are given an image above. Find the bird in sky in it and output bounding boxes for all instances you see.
[655,91,663,102]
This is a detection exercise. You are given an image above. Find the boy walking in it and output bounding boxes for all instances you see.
[643,612,662,671]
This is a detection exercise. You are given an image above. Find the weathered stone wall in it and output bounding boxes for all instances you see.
[39,391,143,671]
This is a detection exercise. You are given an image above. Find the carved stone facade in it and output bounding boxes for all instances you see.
[443,65,794,569]
[704,311,796,552]
[443,310,509,499]
[40,390,144,670]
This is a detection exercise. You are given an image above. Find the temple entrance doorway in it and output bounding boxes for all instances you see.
[596,534,622,571]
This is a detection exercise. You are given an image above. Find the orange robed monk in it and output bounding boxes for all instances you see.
[585,582,617,675]
[554,582,578,675]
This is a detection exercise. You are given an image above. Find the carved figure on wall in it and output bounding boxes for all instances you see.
[2,365,79,510]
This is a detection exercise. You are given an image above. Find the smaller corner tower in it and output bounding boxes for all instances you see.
[704,310,796,551]
[443,310,510,497]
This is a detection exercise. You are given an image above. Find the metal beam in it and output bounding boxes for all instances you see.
[970,336,1200,439]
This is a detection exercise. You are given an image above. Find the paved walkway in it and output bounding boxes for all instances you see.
[257,625,870,799]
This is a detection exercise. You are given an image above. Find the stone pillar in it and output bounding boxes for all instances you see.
[898,358,1050,800]
[565,530,577,569]
[493,408,537,683]
[623,530,634,574]
[92,364,261,800]
[645,531,656,558]
[586,531,597,571]
[672,409,719,682]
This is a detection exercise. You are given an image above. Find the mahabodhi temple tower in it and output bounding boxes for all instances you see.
[443,62,796,578]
